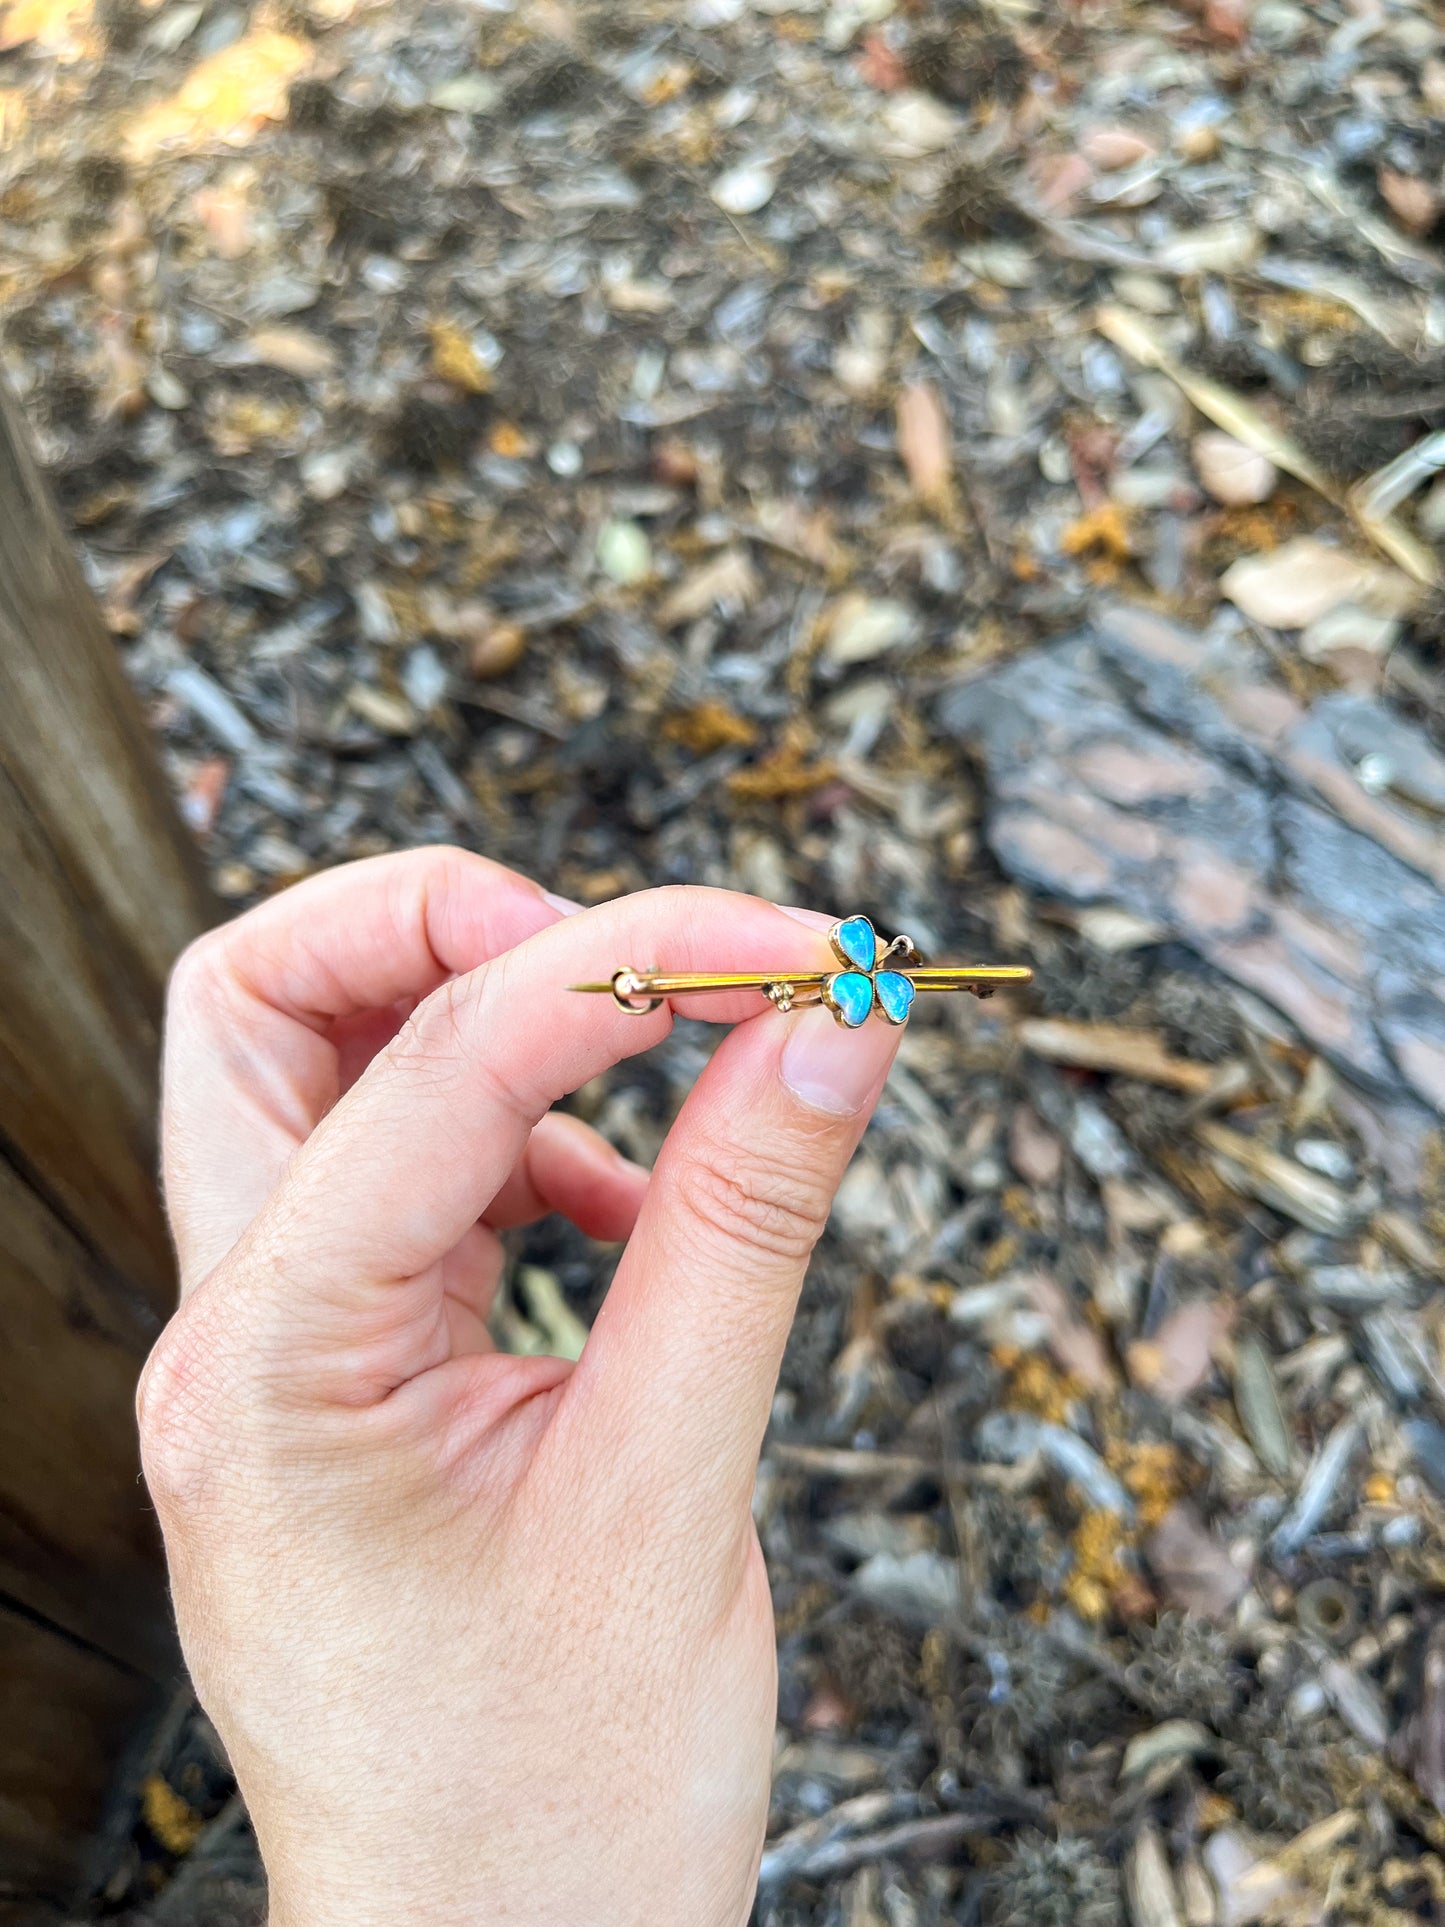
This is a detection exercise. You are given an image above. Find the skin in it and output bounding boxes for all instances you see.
[140,846,901,1926]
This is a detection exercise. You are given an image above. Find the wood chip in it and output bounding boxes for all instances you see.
[1126,1823,1184,1927]
[1196,1121,1361,1235]
[1019,1018,1218,1093]
[895,380,953,510]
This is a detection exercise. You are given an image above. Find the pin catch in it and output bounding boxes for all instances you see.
[569,914,1032,1028]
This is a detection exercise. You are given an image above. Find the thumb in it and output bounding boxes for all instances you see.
[569,1001,900,1504]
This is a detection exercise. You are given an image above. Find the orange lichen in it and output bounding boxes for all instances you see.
[727,729,835,802]
[998,1348,1083,1425]
[1063,1508,1130,1622]
[1061,502,1134,562]
[142,1776,204,1855]
[430,321,492,394]
[1107,1438,1188,1528]
[487,421,533,458]
[662,701,759,755]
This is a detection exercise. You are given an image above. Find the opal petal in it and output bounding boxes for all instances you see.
[874,970,916,1026]
[833,915,877,972]
[826,970,875,1028]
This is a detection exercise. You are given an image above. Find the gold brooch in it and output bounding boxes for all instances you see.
[570,914,1032,1028]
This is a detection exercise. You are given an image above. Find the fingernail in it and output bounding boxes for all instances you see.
[779,1005,897,1118]
[774,903,835,931]
[541,889,584,917]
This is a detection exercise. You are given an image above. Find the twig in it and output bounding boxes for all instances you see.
[768,1443,939,1480]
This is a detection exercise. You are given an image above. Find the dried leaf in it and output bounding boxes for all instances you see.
[1271,1417,1361,1556]
[1231,1332,1292,1477]
[1146,1501,1251,1619]
[1127,1298,1233,1404]
[655,548,759,629]
[1025,1273,1116,1392]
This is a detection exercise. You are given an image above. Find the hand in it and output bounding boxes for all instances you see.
[139,848,902,1926]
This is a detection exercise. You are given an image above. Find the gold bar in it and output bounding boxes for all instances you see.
[903,967,1034,987]
[569,964,1033,996]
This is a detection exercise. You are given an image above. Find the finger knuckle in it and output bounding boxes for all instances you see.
[672,1143,832,1267]
[135,1314,228,1513]
[382,973,478,1093]
[166,929,229,1020]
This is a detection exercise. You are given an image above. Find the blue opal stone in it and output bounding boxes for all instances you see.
[874,970,915,1026]
[828,970,875,1028]
[834,915,877,971]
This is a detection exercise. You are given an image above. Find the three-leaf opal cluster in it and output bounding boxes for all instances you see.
[821,916,917,1028]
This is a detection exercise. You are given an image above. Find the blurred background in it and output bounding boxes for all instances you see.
[4,0,1445,1920]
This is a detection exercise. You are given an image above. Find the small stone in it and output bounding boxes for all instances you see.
[1378,166,1439,237]
[1079,127,1155,170]
[1220,537,1416,629]
[596,518,652,585]
[1250,0,1308,49]
[1299,605,1400,662]
[1192,431,1276,506]
[299,449,351,500]
[348,685,417,735]
[876,90,961,157]
[401,644,449,714]
[146,367,190,410]
[709,160,776,214]
[546,440,583,477]
[429,73,502,114]
[824,594,918,665]
[1121,1719,1213,1779]
[1175,122,1220,161]
[435,602,529,679]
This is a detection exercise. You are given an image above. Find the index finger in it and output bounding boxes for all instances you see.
[162,846,572,1285]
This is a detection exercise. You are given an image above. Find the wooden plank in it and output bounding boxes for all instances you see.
[0,1605,159,1912]
[0,1159,171,1677]
[0,375,210,1904]
[0,762,176,1314]
[0,380,212,1312]
[0,381,212,996]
